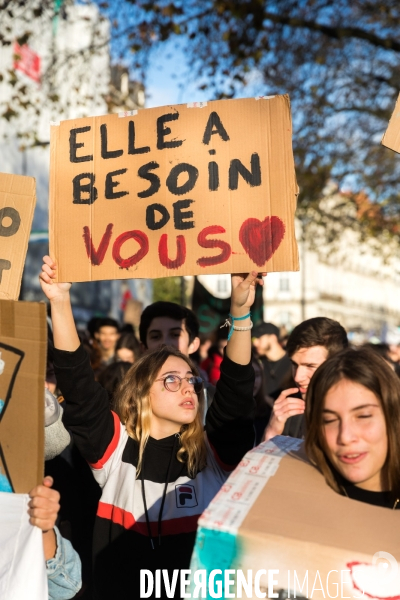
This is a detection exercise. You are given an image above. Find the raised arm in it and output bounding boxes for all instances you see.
[226,271,265,364]
[39,256,79,351]
[39,256,115,464]
[206,272,265,468]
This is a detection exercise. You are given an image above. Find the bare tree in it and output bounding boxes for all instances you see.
[97,0,400,243]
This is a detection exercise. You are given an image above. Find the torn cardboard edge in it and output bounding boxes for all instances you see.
[381,92,400,154]
[0,300,46,493]
[0,172,36,301]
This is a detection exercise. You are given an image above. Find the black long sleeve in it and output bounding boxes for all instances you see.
[54,344,255,469]
[53,344,114,464]
[206,353,255,467]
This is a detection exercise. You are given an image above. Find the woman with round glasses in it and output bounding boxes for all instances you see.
[39,256,262,600]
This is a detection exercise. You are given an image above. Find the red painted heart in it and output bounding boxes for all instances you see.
[239,216,285,266]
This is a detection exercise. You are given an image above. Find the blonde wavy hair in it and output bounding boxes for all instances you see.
[113,346,207,477]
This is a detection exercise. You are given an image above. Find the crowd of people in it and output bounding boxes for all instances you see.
[26,257,400,599]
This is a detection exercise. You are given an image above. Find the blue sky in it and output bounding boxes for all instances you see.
[142,45,212,108]
[137,40,264,109]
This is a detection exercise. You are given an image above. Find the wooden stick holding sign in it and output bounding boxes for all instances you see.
[50,96,299,282]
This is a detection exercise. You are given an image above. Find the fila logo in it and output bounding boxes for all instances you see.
[175,484,198,508]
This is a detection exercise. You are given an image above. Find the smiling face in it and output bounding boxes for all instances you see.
[149,355,199,439]
[322,378,388,491]
[291,345,328,398]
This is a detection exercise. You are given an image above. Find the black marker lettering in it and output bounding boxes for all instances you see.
[128,121,150,155]
[229,153,261,190]
[208,161,219,191]
[146,203,170,230]
[137,162,161,198]
[202,112,230,145]
[173,200,194,230]
[157,113,183,150]
[0,207,20,237]
[105,169,128,199]
[101,124,123,159]
[166,163,198,196]
[0,259,11,283]
[72,173,98,204]
[69,127,93,163]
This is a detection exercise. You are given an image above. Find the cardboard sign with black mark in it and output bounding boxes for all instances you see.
[0,173,36,300]
[50,96,299,282]
[0,301,46,493]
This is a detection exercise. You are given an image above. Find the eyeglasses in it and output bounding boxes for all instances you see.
[155,374,204,394]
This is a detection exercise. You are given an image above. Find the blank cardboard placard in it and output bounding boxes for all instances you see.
[0,173,36,300]
[382,93,400,153]
[50,96,299,282]
[0,300,46,493]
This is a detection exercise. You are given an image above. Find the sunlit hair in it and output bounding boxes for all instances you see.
[305,347,400,500]
[286,317,348,358]
[113,346,206,477]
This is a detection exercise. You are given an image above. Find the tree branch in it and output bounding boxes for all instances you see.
[263,11,400,53]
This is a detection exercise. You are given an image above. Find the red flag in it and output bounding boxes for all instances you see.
[13,42,41,83]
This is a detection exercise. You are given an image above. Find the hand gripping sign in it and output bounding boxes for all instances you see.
[49,96,299,282]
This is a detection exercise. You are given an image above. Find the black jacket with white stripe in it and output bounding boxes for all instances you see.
[54,344,255,600]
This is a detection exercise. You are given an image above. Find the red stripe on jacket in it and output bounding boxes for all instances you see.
[97,501,200,535]
[89,411,120,469]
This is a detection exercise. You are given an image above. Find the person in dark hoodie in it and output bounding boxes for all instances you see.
[39,255,261,600]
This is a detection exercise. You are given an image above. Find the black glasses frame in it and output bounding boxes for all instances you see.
[155,374,204,394]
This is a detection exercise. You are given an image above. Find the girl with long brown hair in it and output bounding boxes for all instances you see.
[305,347,400,509]
[40,256,262,600]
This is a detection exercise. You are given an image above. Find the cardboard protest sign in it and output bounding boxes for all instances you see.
[49,96,299,282]
[0,173,36,300]
[382,93,400,153]
[191,437,400,599]
[0,300,46,493]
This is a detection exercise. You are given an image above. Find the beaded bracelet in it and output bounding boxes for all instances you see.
[220,312,252,340]
[233,321,253,333]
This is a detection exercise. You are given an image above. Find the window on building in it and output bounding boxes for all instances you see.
[279,277,290,292]
[217,278,228,293]
[280,311,291,326]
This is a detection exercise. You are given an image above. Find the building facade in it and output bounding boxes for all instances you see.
[0,1,110,230]
[198,209,400,343]
[0,2,151,322]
